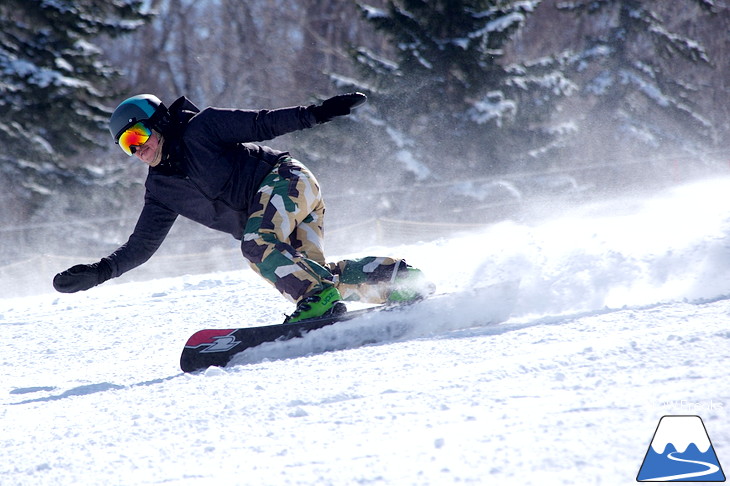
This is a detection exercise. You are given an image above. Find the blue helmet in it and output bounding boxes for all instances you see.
[109,94,166,143]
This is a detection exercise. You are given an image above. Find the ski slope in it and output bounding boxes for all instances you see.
[2,177,729,485]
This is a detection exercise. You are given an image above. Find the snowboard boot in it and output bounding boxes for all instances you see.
[285,285,347,323]
[387,266,436,303]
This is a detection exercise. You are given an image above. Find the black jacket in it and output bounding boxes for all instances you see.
[106,97,318,278]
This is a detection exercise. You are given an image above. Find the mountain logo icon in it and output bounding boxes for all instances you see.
[637,415,726,482]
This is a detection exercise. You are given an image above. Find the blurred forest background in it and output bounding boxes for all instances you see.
[1,0,729,291]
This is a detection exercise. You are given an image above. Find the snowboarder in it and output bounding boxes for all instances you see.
[53,93,432,322]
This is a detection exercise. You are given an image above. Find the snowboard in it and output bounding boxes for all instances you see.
[180,304,399,372]
[179,281,519,373]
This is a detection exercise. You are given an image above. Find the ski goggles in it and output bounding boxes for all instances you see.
[117,122,152,156]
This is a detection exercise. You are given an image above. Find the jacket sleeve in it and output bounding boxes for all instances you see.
[105,191,178,278]
[188,105,318,145]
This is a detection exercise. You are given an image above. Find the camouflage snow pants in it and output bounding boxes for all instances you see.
[241,158,407,304]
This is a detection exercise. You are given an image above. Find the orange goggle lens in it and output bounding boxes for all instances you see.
[118,122,152,156]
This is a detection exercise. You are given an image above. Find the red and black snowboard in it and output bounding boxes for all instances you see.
[180,305,390,372]
[179,282,518,373]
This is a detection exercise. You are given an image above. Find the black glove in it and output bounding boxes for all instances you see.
[308,92,367,124]
[53,259,113,293]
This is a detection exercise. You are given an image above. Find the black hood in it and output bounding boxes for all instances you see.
[154,96,201,175]
[154,96,200,138]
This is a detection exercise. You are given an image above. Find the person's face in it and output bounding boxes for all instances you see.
[133,131,161,167]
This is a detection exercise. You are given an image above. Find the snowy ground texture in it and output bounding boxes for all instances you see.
[2,177,729,485]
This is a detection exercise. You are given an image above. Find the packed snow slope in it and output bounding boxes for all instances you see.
[2,177,729,485]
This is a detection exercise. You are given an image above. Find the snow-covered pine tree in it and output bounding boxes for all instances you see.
[349,0,575,179]
[0,0,150,222]
[556,0,717,161]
